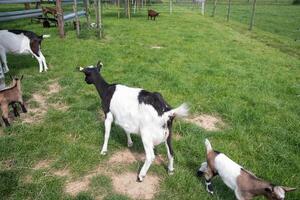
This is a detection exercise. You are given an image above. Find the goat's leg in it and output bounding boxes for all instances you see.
[0,46,9,73]
[138,136,155,182]
[30,52,44,72]
[204,167,215,195]
[1,104,10,127]
[20,102,27,113]
[39,51,48,71]
[126,132,133,147]
[100,112,113,155]
[11,103,20,117]
[165,139,174,174]
[197,161,208,177]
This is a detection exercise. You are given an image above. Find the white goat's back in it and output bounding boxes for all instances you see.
[0,30,30,54]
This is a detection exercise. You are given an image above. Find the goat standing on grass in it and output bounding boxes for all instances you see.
[0,30,49,73]
[78,61,188,182]
[0,76,27,127]
[197,139,296,200]
[148,9,159,20]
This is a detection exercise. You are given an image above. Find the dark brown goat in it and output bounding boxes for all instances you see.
[0,76,27,127]
[148,9,159,20]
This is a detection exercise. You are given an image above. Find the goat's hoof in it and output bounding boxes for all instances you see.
[197,170,204,177]
[127,142,133,147]
[208,191,214,195]
[137,175,144,182]
[100,151,107,155]
[168,169,175,175]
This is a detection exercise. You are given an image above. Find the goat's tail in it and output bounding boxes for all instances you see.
[205,139,213,153]
[163,103,189,120]
[42,34,51,39]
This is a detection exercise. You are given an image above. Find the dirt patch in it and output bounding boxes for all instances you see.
[48,82,61,95]
[1,159,17,169]
[22,175,33,184]
[112,172,160,199]
[65,178,90,196]
[33,159,53,170]
[185,114,224,131]
[53,168,70,177]
[20,81,68,124]
[173,133,183,141]
[108,149,165,165]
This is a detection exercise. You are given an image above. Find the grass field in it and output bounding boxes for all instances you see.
[0,2,299,200]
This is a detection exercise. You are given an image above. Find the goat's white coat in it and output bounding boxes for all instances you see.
[214,153,242,190]
[0,30,48,73]
[100,84,188,181]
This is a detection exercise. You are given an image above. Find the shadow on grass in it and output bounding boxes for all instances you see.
[0,170,19,198]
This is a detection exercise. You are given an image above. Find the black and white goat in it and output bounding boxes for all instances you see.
[0,30,49,73]
[78,61,188,182]
[197,139,296,200]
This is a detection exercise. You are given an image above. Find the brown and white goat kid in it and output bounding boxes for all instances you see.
[0,76,27,126]
[79,62,188,182]
[0,30,49,73]
[197,139,296,200]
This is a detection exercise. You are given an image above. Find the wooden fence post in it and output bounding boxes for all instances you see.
[95,0,102,38]
[169,0,173,14]
[56,0,65,38]
[226,0,231,21]
[84,0,90,25]
[249,0,256,30]
[74,0,80,37]
[117,0,120,18]
[212,0,217,17]
[127,0,131,19]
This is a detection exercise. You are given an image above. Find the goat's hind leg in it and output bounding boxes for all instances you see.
[0,46,9,73]
[100,112,113,155]
[126,132,133,147]
[138,136,155,182]
[1,104,10,127]
[165,139,174,174]
[11,103,20,117]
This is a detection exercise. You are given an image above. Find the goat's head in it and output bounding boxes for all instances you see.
[78,61,103,85]
[265,185,296,200]
[9,74,23,86]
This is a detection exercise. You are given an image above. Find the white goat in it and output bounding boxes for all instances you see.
[0,30,49,73]
[197,139,296,200]
[79,61,189,182]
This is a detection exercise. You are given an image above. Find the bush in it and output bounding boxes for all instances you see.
[293,0,300,4]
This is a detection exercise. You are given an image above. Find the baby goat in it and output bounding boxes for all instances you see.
[0,76,27,127]
[197,139,296,200]
[0,30,49,73]
[78,61,188,182]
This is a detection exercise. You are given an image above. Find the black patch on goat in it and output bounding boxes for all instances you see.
[8,30,43,56]
[138,90,171,116]
[102,85,116,116]
[166,117,174,156]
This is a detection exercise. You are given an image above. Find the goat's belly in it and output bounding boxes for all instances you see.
[113,116,140,134]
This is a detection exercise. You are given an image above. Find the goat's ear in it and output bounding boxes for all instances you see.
[20,75,24,80]
[281,186,296,192]
[96,61,103,71]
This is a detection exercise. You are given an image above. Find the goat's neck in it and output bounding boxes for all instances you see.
[94,74,109,100]
[248,178,272,197]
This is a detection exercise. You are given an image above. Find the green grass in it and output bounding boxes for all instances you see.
[0,2,300,200]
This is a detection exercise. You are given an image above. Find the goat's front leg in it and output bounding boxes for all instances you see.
[165,139,174,174]
[39,51,48,72]
[1,104,10,127]
[126,132,133,147]
[204,167,215,195]
[138,136,155,182]
[100,112,113,155]
[30,52,43,73]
